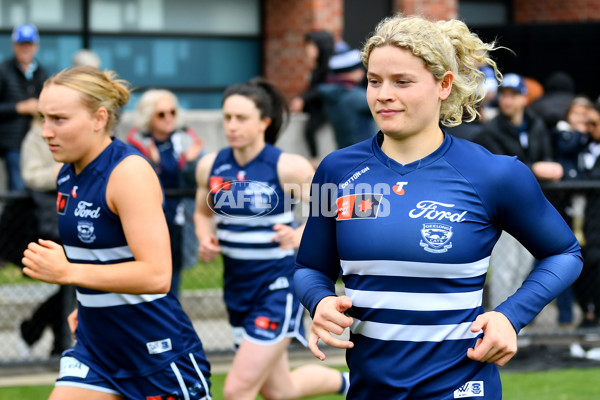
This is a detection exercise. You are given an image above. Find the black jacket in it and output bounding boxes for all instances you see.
[475,108,554,166]
[0,58,48,150]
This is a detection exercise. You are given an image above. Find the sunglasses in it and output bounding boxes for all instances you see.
[155,109,176,119]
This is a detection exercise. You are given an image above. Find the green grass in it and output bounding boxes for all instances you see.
[2,368,600,399]
[0,263,35,285]
[179,257,224,291]
[0,257,225,290]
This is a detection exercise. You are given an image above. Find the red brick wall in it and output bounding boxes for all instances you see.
[393,0,458,20]
[263,0,343,100]
[514,0,600,23]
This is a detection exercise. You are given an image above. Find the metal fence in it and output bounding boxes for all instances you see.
[1,182,599,368]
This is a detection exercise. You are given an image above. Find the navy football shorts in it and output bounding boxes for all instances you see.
[55,350,211,399]
[228,278,307,348]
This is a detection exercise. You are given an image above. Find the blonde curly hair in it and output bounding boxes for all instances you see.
[362,14,503,127]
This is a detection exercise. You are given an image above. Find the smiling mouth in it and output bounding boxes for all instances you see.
[378,109,401,116]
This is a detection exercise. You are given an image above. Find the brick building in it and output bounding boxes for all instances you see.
[265,0,600,101]
[1,0,599,106]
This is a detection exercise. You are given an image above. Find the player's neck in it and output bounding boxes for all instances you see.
[381,127,444,165]
[232,140,266,167]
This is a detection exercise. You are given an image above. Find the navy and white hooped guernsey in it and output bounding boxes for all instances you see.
[56,139,204,379]
[208,144,302,329]
[295,132,582,399]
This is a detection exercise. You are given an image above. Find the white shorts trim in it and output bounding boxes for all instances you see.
[55,381,121,395]
[189,353,212,400]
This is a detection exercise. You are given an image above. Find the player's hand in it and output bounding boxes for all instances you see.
[531,161,563,181]
[271,224,302,250]
[199,234,221,262]
[22,239,71,284]
[309,295,354,361]
[67,309,78,339]
[16,98,38,115]
[148,140,161,165]
[184,140,204,162]
[467,311,517,366]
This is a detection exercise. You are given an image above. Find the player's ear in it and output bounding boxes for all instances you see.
[439,71,454,101]
[93,106,109,133]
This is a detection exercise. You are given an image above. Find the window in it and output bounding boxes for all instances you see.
[0,0,262,109]
[459,1,509,27]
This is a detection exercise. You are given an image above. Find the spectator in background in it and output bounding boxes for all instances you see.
[317,45,377,149]
[71,48,101,68]
[476,73,563,181]
[128,89,204,298]
[530,71,576,131]
[0,24,48,191]
[477,57,500,121]
[290,30,335,168]
[552,96,594,181]
[549,96,594,328]
[572,104,600,328]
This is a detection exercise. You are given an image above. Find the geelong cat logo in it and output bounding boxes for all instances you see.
[420,223,453,253]
[77,221,96,243]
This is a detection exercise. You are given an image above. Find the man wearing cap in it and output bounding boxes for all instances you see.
[476,73,562,180]
[0,23,48,191]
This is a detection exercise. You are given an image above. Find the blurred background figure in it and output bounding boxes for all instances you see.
[71,48,101,69]
[572,104,600,329]
[476,56,499,122]
[552,96,594,181]
[317,44,377,149]
[524,76,544,107]
[477,72,562,181]
[290,30,335,168]
[548,95,595,328]
[128,89,204,298]
[0,23,48,191]
[530,71,577,131]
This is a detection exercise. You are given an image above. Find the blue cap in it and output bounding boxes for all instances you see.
[11,24,39,43]
[499,73,527,95]
[329,48,362,74]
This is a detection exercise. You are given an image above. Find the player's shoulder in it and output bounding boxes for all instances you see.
[195,152,218,187]
[445,135,538,207]
[446,135,528,180]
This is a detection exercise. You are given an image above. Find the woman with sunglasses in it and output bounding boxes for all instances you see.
[294,14,583,399]
[128,89,204,297]
[194,77,348,400]
[22,66,211,400]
